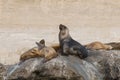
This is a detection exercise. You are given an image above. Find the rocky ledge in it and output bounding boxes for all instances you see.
[0,50,120,80]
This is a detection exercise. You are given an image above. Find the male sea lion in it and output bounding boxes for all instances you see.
[20,39,58,62]
[59,24,88,59]
[85,41,113,50]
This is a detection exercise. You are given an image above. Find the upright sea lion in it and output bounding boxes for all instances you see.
[85,41,113,50]
[20,39,58,62]
[59,24,88,59]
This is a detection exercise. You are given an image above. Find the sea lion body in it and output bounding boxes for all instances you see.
[59,24,88,59]
[85,41,112,50]
[39,46,58,62]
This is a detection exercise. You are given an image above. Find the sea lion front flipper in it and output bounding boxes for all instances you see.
[62,43,70,56]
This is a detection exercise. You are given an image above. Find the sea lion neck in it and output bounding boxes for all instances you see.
[61,34,72,42]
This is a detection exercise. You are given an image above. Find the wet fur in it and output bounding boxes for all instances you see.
[59,24,88,59]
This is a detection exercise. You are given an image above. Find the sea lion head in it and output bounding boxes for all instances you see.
[59,24,70,40]
[59,24,68,31]
[20,47,39,61]
[36,39,45,50]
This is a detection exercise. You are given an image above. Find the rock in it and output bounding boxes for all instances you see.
[4,50,120,80]
[0,63,7,80]
[86,50,120,80]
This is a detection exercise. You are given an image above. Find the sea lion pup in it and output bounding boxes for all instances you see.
[59,24,88,59]
[85,41,113,50]
[20,39,58,62]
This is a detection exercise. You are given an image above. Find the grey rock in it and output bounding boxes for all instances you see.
[86,50,120,80]
[0,63,7,80]
[3,50,120,80]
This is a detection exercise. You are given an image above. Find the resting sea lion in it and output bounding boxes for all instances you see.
[85,41,113,50]
[105,42,120,50]
[59,24,88,59]
[20,39,58,62]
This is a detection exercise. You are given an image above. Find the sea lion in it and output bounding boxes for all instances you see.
[59,24,88,59]
[85,41,113,50]
[105,42,120,50]
[20,39,58,62]
[36,39,58,62]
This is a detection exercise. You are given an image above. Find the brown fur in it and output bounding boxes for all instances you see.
[20,47,40,61]
[20,39,58,62]
[39,46,58,62]
[50,43,60,52]
[85,41,113,50]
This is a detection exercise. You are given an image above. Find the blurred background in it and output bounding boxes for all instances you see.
[0,0,120,64]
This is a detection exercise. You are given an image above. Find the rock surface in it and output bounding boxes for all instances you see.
[3,50,120,80]
[0,63,8,80]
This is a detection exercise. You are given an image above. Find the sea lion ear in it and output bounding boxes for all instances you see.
[40,39,45,45]
[36,41,44,50]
